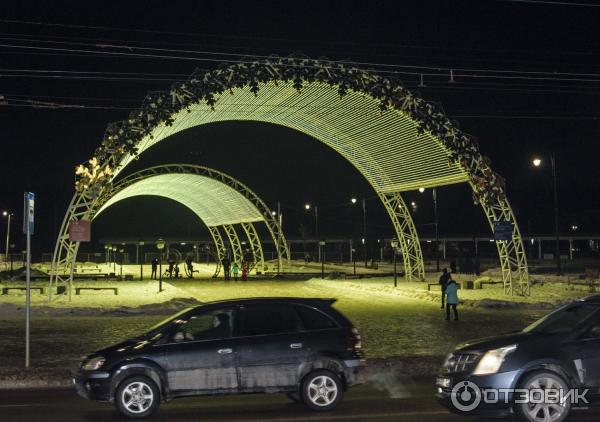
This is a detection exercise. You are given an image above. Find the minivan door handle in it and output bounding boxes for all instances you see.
[290,343,303,349]
[217,348,233,354]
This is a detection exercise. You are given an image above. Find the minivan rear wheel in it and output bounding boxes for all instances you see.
[514,370,571,422]
[301,370,343,411]
[115,376,160,419]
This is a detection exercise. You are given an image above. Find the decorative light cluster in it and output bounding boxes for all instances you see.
[75,157,113,196]
[75,55,506,204]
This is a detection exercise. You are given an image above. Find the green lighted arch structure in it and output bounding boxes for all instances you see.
[56,56,529,295]
[50,164,289,296]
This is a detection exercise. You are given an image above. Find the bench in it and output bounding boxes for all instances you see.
[75,287,118,295]
[427,283,441,291]
[2,287,44,295]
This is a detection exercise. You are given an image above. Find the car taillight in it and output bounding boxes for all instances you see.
[351,327,362,350]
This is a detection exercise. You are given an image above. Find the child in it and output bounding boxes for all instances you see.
[231,262,240,281]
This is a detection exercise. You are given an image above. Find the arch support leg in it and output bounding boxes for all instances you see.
[378,191,425,281]
[207,226,226,278]
[241,222,266,274]
[222,224,243,266]
[50,193,95,301]
[263,213,290,273]
[479,197,529,295]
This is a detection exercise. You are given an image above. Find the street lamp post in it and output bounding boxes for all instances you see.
[351,198,367,268]
[2,211,13,262]
[391,238,399,287]
[138,240,145,280]
[319,240,326,278]
[419,188,440,271]
[119,248,124,279]
[533,154,561,274]
[362,199,367,268]
[305,204,320,262]
[156,238,165,292]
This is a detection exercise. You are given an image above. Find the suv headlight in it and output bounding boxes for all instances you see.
[82,356,106,371]
[473,345,517,375]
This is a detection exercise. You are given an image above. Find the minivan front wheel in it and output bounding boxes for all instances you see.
[301,370,343,411]
[514,370,571,422]
[115,376,160,419]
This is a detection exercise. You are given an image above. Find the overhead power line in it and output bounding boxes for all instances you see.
[497,0,600,6]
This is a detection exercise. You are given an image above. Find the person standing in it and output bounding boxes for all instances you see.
[232,262,240,281]
[445,278,459,321]
[241,262,249,281]
[438,268,451,309]
[222,257,231,280]
[151,257,159,280]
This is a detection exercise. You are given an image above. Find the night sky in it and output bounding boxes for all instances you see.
[1,0,599,257]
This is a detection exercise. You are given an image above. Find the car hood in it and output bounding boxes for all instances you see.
[455,332,538,353]
[92,337,154,358]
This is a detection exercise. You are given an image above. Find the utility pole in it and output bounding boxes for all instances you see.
[551,154,561,274]
[315,205,320,262]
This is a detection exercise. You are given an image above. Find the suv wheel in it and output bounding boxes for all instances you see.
[301,370,343,411]
[514,370,571,422]
[115,376,160,419]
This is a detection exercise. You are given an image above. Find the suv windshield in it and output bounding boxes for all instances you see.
[523,304,599,335]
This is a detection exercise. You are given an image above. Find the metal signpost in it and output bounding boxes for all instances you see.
[23,192,34,368]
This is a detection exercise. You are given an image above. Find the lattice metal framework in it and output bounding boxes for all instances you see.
[222,224,243,266]
[63,57,528,292]
[241,222,266,273]
[50,164,289,296]
[207,226,226,278]
[378,192,425,280]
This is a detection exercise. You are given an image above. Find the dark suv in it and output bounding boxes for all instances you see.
[437,295,600,422]
[74,297,365,418]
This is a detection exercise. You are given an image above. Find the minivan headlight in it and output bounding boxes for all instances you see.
[473,345,517,375]
[82,356,106,371]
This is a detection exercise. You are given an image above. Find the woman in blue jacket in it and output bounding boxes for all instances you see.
[445,279,459,321]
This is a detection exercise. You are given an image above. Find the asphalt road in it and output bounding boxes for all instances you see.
[2,380,600,422]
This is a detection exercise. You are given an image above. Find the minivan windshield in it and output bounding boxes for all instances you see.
[523,304,599,335]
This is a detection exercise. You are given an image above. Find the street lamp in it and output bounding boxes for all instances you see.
[304,204,319,261]
[419,188,440,272]
[352,199,368,268]
[138,240,145,280]
[156,238,166,292]
[118,248,125,279]
[2,210,13,262]
[391,238,399,287]
[532,154,560,274]
[319,240,326,278]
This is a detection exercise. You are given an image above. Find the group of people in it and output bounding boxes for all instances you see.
[220,257,249,281]
[150,255,197,280]
[438,268,459,321]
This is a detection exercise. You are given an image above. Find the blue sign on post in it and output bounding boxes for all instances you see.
[494,221,513,241]
[23,192,35,235]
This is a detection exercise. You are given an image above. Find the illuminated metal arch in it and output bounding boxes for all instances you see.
[222,224,243,266]
[241,222,266,273]
[50,164,290,297]
[68,56,528,293]
[207,226,226,278]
